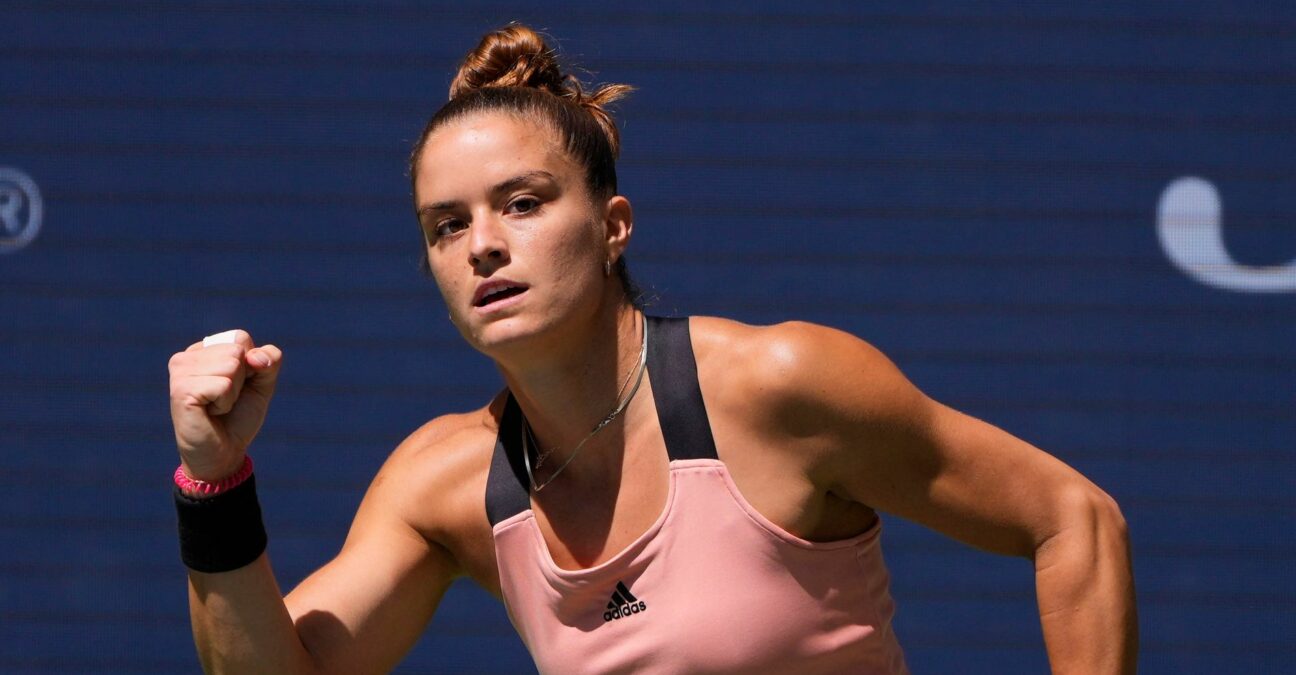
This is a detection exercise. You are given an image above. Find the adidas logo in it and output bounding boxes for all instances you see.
[602,581,648,622]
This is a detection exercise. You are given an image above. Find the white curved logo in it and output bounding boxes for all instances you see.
[0,167,43,255]
[1157,176,1296,292]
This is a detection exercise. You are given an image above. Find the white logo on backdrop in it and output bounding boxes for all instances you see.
[1157,176,1296,293]
[0,167,43,255]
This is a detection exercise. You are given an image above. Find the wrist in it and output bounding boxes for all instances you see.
[174,471,268,573]
[175,455,254,499]
[180,453,247,482]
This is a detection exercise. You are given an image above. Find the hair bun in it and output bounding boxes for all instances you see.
[449,23,568,99]
[446,23,634,157]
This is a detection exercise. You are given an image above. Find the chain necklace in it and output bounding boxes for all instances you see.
[523,314,648,492]
[531,321,642,474]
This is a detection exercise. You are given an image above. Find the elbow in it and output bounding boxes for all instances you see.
[1086,486,1129,551]
[1096,489,1128,539]
[1036,483,1130,562]
[1074,482,1129,537]
[1094,488,1132,568]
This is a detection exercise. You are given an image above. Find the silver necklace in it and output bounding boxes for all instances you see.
[528,322,645,474]
[523,314,649,492]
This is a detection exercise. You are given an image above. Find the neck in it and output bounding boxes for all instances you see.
[495,300,647,485]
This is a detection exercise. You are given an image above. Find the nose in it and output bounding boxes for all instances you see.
[467,214,509,271]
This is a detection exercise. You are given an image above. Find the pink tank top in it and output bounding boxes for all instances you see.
[484,316,909,674]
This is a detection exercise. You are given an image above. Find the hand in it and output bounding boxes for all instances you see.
[168,329,282,481]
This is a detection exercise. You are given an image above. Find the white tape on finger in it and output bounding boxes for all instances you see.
[203,330,240,347]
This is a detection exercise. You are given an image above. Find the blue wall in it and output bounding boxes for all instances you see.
[3,2,1294,672]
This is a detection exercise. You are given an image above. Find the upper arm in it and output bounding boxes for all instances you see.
[281,428,464,675]
[754,321,1121,559]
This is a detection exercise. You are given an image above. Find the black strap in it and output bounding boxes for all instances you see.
[485,393,531,527]
[483,315,719,526]
[645,315,719,462]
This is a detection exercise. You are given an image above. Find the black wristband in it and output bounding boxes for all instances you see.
[174,473,268,573]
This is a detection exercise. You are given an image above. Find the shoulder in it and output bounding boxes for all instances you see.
[689,315,929,443]
[690,315,871,367]
[689,315,940,515]
[359,395,505,546]
[385,402,500,477]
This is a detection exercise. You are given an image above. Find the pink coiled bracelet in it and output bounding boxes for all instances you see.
[174,455,254,496]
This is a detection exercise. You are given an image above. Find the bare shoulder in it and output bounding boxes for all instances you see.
[689,315,875,375]
[694,314,865,360]
[352,396,504,568]
[382,403,499,490]
[689,315,919,436]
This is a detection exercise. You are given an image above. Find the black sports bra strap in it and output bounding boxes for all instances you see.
[484,393,531,527]
[485,315,720,525]
[646,315,720,462]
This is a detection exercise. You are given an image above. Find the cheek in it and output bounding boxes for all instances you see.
[427,257,466,304]
[558,208,606,259]
[521,217,603,283]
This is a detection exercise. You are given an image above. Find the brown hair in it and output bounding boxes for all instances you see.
[409,23,641,303]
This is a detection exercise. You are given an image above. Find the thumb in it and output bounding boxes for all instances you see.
[243,344,283,394]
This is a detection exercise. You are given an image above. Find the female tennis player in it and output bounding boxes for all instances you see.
[168,23,1137,674]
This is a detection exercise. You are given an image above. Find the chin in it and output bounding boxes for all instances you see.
[464,313,545,354]
[458,292,600,358]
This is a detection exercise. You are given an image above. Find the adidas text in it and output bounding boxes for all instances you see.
[603,601,648,622]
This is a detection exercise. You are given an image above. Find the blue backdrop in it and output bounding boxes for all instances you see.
[3,1,1294,673]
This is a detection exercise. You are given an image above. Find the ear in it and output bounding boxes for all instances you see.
[602,195,634,264]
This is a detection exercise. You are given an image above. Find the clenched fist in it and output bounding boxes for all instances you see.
[168,329,282,481]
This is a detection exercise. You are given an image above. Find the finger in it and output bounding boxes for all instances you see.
[203,330,238,347]
[231,329,256,351]
[244,343,279,370]
[208,375,242,416]
[173,343,243,378]
[202,329,257,353]
[191,345,249,415]
[174,374,236,415]
[243,344,282,395]
[187,327,253,354]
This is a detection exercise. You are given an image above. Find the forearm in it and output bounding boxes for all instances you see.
[1033,494,1138,674]
[188,551,320,675]
[175,465,316,674]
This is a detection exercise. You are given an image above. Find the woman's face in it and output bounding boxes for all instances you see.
[414,112,616,354]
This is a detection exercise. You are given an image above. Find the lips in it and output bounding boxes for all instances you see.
[472,279,529,308]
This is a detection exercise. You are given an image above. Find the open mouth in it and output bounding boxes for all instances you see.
[474,284,527,308]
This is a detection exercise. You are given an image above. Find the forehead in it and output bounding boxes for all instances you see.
[415,112,578,198]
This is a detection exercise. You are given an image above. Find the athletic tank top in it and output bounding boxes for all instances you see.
[485,316,909,674]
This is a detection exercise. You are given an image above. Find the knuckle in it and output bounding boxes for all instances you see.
[206,354,240,376]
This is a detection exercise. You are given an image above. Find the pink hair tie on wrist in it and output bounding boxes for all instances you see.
[174,456,254,496]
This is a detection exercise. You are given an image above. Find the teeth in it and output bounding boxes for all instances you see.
[480,285,518,304]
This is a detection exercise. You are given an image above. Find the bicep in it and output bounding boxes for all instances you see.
[282,472,459,675]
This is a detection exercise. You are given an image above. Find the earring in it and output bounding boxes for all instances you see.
[604,260,612,277]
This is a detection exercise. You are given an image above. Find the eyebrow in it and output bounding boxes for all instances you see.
[417,170,558,217]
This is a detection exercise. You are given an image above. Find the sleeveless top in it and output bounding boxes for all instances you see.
[484,316,910,674]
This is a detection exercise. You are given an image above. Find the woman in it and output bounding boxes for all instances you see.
[168,24,1137,674]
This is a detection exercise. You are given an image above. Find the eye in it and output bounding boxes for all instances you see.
[507,196,540,215]
[434,218,466,238]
